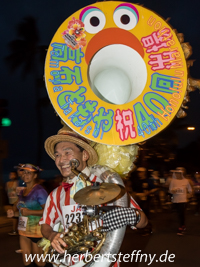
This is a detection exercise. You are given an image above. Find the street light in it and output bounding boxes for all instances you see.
[187,127,195,130]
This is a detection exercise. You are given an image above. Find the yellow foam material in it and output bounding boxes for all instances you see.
[94,144,139,176]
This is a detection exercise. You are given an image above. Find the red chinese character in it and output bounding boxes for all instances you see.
[148,51,175,71]
[115,109,136,141]
[141,28,172,53]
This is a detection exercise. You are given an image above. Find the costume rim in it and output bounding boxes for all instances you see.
[44,132,98,166]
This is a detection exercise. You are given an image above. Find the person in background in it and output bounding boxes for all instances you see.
[193,171,200,215]
[149,170,162,212]
[164,170,173,204]
[176,167,194,209]
[158,171,169,208]
[7,164,49,267]
[14,163,27,253]
[164,170,173,187]
[14,163,26,196]
[131,167,152,235]
[6,171,19,235]
[169,169,193,235]
[132,167,150,216]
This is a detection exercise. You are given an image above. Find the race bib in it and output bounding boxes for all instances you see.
[18,216,28,231]
[176,188,184,194]
[62,204,83,228]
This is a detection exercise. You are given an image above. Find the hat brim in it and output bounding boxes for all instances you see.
[20,167,38,172]
[44,134,98,166]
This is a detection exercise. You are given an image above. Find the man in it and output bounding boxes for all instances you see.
[6,171,18,235]
[169,169,192,235]
[131,167,150,216]
[193,171,200,215]
[13,163,27,253]
[131,167,154,236]
[40,126,148,255]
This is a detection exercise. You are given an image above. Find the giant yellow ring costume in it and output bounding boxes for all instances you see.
[45,1,187,146]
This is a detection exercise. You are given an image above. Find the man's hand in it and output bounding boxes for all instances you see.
[101,207,140,232]
[20,208,30,216]
[50,232,67,254]
[7,209,14,218]
[41,224,68,254]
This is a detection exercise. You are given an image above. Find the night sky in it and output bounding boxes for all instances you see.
[1,0,200,181]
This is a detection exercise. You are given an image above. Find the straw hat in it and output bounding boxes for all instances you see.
[20,163,43,172]
[44,125,98,166]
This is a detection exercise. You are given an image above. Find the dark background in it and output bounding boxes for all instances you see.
[1,0,200,181]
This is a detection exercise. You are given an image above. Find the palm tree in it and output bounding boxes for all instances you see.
[5,16,48,165]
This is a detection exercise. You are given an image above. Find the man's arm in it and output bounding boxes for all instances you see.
[129,194,148,228]
[101,207,148,232]
[41,223,67,254]
[135,210,148,228]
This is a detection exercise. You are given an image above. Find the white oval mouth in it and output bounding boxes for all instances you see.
[88,44,147,105]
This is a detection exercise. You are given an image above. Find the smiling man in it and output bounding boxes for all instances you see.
[40,125,148,257]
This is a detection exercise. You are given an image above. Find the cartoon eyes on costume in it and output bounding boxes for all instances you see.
[80,7,106,34]
[80,3,139,34]
[113,4,139,30]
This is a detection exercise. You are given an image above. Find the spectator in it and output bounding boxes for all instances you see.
[149,170,162,212]
[14,163,26,197]
[164,170,173,204]
[169,169,192,235]
[5,171,18,235]
[131,167,152,235]
[176,167,194,207]
[193,171,200,215]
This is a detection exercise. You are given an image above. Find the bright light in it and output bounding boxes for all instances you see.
[187,127,195,130]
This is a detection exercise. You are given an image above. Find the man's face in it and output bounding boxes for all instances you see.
[138,171,146,179]
[175,172,182,179]
[9,172,17,180]
[54,142,88,178]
